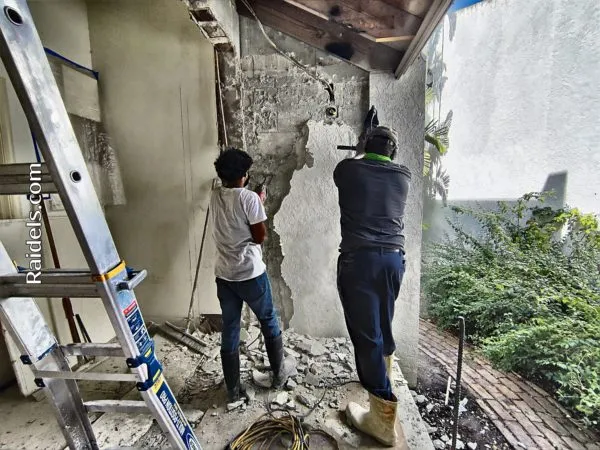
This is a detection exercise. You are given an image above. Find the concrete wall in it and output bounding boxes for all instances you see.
[434,0,600,216]
[274,121,356,337]
[86,0,220,322]
[185,0,240,55]
[370,62,426,385]
[236,16,369,326]
[30,0,115,345]
[230,18,424,385]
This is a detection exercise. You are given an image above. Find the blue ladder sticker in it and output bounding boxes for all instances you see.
[152,376,201,450]
[118,290,151,354]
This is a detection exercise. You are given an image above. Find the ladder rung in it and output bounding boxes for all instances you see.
[34,370,139,383]
[1,283,99,298]
[84,400,149,414]
[60,343,124,358]
[0,270,94,283]
[0,162,52,176]
[0,163,57,195]
[0,270,98,297]
[0,269,146,298]
[0,182,57,195]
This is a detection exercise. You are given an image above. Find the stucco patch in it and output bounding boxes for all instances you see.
[274,120,356,337]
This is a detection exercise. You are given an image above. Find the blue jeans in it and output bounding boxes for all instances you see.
[216,272,281,353]
[337,249,405,401]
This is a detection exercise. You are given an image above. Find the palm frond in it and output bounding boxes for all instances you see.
[425,86,436,106]
[425,133,447,156]
[442,110,453,130]
[432,163,450,205]
[423,148,432,176]
[425,119,437,135]
[423,109,452,202]
[425,111,453,151]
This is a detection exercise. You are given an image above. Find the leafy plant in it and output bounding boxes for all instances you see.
[422,193,600,427]
[424,87,452,205]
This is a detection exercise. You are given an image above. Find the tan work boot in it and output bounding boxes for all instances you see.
[346,392,399,447]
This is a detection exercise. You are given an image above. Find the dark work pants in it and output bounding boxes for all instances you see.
[216,272,281,353]
[337,249,405,401]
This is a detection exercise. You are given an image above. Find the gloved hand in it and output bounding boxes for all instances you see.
[355,105,379,156]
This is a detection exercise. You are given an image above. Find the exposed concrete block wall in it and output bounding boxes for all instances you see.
[235,17,369,325]
[370,60,426,385]
[184,0,240,55]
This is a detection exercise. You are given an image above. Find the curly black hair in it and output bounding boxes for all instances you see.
[214,148,253,183]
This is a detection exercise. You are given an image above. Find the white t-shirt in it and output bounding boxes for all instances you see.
[210,187,267,282]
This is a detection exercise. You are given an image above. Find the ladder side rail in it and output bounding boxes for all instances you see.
[0,2,202,449]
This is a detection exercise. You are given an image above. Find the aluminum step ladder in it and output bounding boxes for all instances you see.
[0,1,202,449]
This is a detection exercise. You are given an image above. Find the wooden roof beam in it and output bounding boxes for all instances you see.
[282,0,422,42]
[395,0,453,78]
[380,0,434,19]
[238,0,404,72]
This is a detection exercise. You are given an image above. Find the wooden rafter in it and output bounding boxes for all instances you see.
[283,0,422,42]
[237,0,405,72]
[380,0,434,18]
[394,0,453,77]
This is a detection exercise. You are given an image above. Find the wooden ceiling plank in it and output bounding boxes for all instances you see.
[238,0,403,72]
[379,0,434,19]
[395,0,452,77]
[284,0,422,39]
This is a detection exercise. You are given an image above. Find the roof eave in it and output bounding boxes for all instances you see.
[394,0,454,78]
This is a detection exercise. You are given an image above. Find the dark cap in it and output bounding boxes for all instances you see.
[367,126,397,146]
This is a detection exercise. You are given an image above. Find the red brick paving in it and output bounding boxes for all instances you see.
[419,319,599,449]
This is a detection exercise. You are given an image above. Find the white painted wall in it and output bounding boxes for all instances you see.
[370,62,426,387]
[86,0,220,322]
[438,0,600,215]
[29,0,93,66]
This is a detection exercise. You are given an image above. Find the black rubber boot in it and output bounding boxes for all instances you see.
[265,334,295,389]
[221,349,243,402]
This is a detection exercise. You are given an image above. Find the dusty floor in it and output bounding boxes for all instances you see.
[0,325,431,449]
[135,325,432,449]
[0,333,203,450]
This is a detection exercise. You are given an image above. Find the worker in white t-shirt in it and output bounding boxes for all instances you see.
[210,148,294,403]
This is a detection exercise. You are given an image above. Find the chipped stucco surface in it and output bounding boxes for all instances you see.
[274,121,357,337]
[370,59,426,386]
[237,16,369,326]
[274,59,426,387]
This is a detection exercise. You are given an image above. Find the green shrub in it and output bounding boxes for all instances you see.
[423,193,600,427]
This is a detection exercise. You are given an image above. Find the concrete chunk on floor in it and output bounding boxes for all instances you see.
[194,329,433,450]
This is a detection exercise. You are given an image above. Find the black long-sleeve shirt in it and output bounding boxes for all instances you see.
[333,157,411,252]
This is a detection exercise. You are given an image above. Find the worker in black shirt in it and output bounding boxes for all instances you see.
[334,125,411,447]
